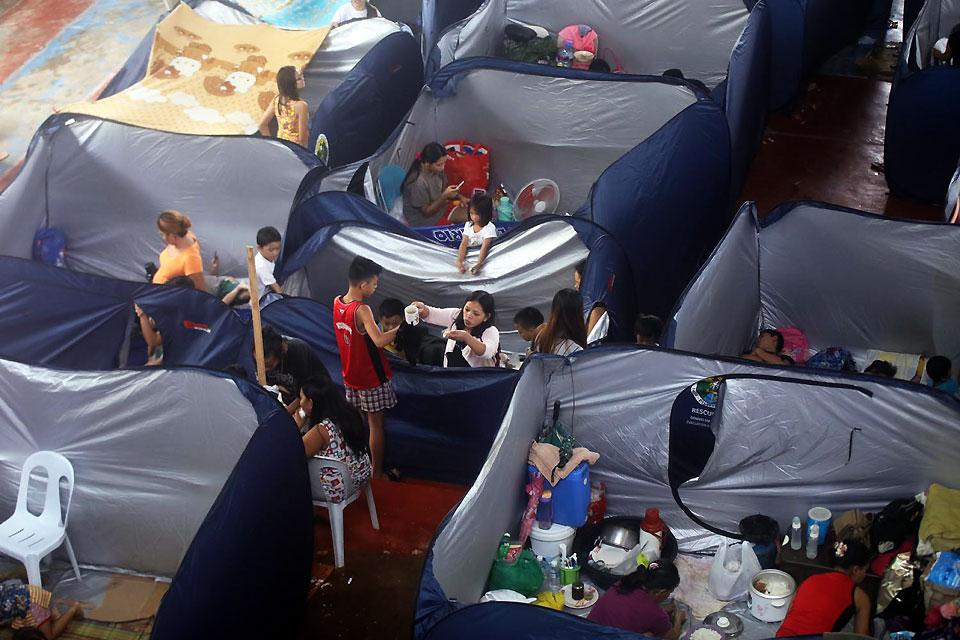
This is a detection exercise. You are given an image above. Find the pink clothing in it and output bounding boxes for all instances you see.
[588,586,672,635]
[558,24,599,70]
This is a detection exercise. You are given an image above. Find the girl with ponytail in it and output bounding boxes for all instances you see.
[297,375,373,503]
[588,559,685,638]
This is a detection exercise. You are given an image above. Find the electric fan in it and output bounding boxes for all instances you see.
[513,179,561,220]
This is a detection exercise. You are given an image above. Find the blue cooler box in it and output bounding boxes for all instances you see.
[529,462,590,527]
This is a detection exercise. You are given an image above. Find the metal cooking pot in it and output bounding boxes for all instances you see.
[599,522,639,550]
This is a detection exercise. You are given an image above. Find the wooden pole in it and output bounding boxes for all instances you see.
[246,246,266,385]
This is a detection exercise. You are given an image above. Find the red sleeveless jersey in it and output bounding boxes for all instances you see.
[333,296,391,390]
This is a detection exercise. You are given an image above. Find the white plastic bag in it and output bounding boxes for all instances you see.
[708,541,762,601]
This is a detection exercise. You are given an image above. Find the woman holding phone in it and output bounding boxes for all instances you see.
[402,142,467,227]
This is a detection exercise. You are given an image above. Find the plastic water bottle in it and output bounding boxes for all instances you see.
[537,555,548,591]
[806,523,819,559]
[790,517,802,551]
[546,557,561,592]
[497,533,511,560]
[557,40,574,67]
[498,196,515,222]
[538,490,553,530]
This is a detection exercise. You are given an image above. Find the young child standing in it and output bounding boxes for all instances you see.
[254,226,283,297]
[334,256,399,479]
[456,195,497,275]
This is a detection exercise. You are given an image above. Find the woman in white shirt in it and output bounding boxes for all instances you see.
[456,194,497,274]
[534,288,587,357]
[411,291,500,367]
[331,0,381,28]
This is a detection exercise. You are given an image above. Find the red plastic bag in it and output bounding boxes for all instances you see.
[439,140,490,225]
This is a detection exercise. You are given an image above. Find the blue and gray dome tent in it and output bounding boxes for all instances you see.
[415,346,960,639]
[311,59,735,317]
[103,0,418,113]
[885,0,960,204]
[0,257,249,370]
[419,0,773,195]
[280,191,636,348]
[666,200,960,367]
[0,358,312,638]
[0,113,319,281]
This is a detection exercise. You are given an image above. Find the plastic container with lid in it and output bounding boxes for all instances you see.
[529,522,576,562]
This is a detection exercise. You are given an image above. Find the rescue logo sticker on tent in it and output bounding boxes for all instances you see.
[314,134,329,165]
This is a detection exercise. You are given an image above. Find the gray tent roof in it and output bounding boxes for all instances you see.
[0,117,315,280]
[668,201,960,366]
[436,0,750,87]
[0,358,260,577]
[430,347,960,606]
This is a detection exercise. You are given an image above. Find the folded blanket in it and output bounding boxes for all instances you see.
[528,442,600,484]
[920,483,960,552]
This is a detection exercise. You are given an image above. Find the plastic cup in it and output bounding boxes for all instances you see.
[560,565,580,586]
[807,507,832,545]
[404,305,420,325]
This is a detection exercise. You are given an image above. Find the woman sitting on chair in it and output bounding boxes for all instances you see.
[296,376,372,502]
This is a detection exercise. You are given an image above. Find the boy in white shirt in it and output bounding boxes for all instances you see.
[255,226,283,297]
[331,0,380,28]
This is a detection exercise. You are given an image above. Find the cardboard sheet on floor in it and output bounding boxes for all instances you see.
[65,4,328,135]
[86,574,169,622]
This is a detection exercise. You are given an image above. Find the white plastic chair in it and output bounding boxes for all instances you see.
[0,452,81,587]
[308,456,379,568]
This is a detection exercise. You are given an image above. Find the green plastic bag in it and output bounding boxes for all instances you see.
[486,549,544,597]
[540,401,578,474]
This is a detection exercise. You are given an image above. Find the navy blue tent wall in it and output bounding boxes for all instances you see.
[309,32,425,168]
[722,0,773,196]
[261,296,521,484]
[575,96,731,318]
[152,376,313,638]
[765,0,877,108]
[420,0,484,61]
[0,257,248,370]
[885,0,960,204]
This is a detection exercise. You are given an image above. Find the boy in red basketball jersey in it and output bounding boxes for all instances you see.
[334,256,399,478]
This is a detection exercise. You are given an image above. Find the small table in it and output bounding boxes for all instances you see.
[778,531,880,605]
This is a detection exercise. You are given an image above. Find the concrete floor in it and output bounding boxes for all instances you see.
[0,0,158,187]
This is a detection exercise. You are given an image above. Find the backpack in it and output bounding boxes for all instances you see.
[833,509,873,548]
[871,498,923,554]
[806,347,857,372]
[32,228,67,267]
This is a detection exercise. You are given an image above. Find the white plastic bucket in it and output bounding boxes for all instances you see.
[748,569,796,623]
[529,523,576,561]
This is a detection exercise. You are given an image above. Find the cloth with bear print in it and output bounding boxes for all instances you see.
[65,4,328,135]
